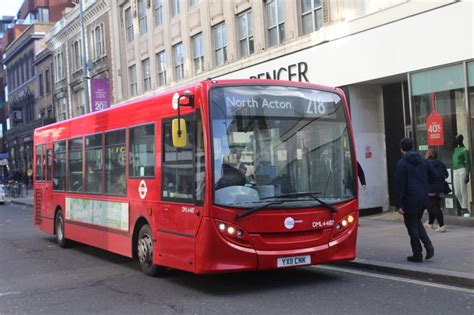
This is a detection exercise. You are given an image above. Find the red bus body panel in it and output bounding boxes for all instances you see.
[33,79,358,274]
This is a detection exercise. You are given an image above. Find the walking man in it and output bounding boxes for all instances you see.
[395,138,435,262]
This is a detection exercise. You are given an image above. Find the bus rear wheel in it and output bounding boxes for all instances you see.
[137,224,163,276]
[55,210,69,248]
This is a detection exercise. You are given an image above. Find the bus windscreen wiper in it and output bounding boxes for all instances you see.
[260,192,338,214]
[235,201,284,220]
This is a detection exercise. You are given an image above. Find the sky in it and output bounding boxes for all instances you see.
[0,0,24,17]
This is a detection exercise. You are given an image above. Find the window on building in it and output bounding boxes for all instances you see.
[173,43,184,81]
[142,58,151,91]
[138,0,148,35]
[20,62,24,83]
[72,40,82,71]
[301,0,322,35]
[190,0,199,6]
[53,141,66,191]
[85,133,103,194]
[45,69,50,94]
[213,23,227,66]
[129,124,155,178]
[25,56,30,80]
[125,7,134,42]
[105,129,126,196]
[171,0,180,17]
[266,0,285,47]
[129,64,138,96]
[238,10,254,57]
[192,33,204,73]
[30,51,35,77]
[59,98,67,121]
[38,74,44,97]
[68,137,83,192]
[156,51,167,86]
[55,52,65,81]
[154,0,163,26]
[93,24,105,59]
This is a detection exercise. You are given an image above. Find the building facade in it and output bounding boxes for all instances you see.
[47,0,113,120]
[2,0,74,176]
[110,0,474,217]
[34,40,54,121]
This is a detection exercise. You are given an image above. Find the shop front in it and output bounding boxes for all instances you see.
[410,62,473,217]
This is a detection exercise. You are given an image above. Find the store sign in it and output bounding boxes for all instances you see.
[249,62,309,82]
[426,111,444,146]
[91,78,110,112]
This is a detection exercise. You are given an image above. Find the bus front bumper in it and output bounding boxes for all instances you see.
[194,217,357,274]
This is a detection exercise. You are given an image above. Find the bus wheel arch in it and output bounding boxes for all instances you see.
[133,217,165,277]
[54,207,69,248]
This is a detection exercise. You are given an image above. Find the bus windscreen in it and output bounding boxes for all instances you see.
[210,85,355,208]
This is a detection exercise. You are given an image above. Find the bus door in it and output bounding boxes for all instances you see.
[159,112,205,254]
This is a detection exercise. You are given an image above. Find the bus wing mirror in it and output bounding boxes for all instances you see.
[172,118,187,148]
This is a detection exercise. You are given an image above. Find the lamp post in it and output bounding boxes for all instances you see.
[79,0,91,114]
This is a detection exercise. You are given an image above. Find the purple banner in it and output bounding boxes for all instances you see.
[91,78,110,112]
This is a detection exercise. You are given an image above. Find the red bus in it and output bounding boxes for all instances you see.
[33,79,358,275]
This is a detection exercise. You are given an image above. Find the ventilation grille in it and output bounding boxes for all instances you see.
[34,189,42,224]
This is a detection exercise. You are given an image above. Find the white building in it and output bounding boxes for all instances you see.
[110,0,474,216]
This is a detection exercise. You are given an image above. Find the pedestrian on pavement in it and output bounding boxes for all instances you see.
[425,149,448,232]
[395,138,435,262]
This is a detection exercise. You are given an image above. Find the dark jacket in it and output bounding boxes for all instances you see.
[427,158,448,194]
[395,151,436,214]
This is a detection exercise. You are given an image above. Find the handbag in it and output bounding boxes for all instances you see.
[444,181,452,194]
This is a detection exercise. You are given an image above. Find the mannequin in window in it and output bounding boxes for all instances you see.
[452,134,471,217]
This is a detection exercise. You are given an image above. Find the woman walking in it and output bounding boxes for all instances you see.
[425,149,449,232]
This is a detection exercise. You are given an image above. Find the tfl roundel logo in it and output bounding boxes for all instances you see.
[284,217,295,230]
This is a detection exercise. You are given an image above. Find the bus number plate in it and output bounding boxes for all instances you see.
[277,255,311,268]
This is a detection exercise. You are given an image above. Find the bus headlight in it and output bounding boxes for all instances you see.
[215,220,251,247]
[331,212,357,240]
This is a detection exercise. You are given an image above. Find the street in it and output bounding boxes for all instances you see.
[0,203,472,315]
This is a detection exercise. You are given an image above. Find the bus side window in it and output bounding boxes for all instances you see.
[53,141,66,191]
[162,119,194,202]
[105,129,126,196]
[35,145,43,182]
[129,124,155,178]
[68,138,84,192]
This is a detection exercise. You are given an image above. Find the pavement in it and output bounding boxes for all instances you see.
[5,193,474,288]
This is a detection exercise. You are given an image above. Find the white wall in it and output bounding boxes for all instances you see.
[218,1,473,87]
[349,85,389,210]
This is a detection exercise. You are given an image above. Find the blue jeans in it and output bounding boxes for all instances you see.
[403,208,433,258]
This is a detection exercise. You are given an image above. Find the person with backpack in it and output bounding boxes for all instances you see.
[425,149,449,232]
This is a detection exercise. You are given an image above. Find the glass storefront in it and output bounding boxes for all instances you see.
[411,63,472,216]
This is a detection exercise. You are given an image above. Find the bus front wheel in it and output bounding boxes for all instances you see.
[137,224,163,276]
[55,210,69,248]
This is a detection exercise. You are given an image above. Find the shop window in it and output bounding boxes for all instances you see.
[411,64,470,216]
[53,141,66,191]
[85,134,103,194]
[68,138,83,192]
[105,130,126,196]
[129,124,155,178]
